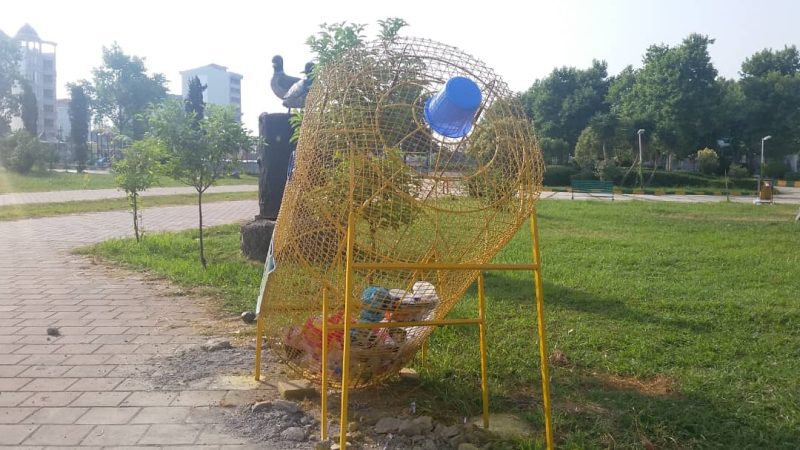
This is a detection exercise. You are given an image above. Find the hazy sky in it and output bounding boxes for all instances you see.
[3,0,799,132]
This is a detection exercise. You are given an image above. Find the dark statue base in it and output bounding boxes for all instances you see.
[240,218,275,263]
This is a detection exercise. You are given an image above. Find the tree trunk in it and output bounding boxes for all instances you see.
[198,189,207,268]
[131,193,140,242]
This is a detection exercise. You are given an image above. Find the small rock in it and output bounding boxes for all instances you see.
[202,338,232,352]
[278,379,316,400]
[347,421,359,432]
[374,417,404,434]
[458,444,480,450]
[251,401,272,413]
[399,367,420,380]
[272,399,301,413]
[301,415,314,425]
[412,416,433,433]
[449,435,467,448]
[331,443,351,450]
[315,440,332,450]
[440,424,462,439]
[422,439,438,450]
[281,426,307,441]
[398,419,422,436]
[241,311,257,324]
[46,327,60,336]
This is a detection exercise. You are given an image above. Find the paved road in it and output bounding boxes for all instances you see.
[0,184,258,207]
[0,200,282,448]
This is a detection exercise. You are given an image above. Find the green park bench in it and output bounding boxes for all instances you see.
[570,180,614,200]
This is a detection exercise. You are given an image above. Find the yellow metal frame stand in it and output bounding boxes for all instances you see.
[255,210,554,450]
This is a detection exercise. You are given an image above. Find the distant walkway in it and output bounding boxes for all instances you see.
[3,184,799,208]
[544,186,800,204]
[0,184,258,207]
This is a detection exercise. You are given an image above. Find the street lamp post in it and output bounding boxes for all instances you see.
[637,129,645,189]
[760,135,772,175]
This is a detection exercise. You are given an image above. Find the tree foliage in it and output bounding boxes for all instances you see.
[68,83,91,172]
[739,46,800,159]
[521,60,610,149]
[696,147,720,175]
[184,75,206,125]
[0,33,20,136]
[0,130,44,174]
[615,34,721,159]
[148,99,249,267]
[92,43,167,139]
[20,82,37,136]
[112,139,163,241]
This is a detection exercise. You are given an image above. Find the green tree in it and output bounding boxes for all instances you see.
[574,126,603,169]
[739,46,800,161]
[0,130,43,174]
[0,32,20,136]
[20,82,37,135]
[696,147,719,175]
[112,139,163,242]
[68,83,91,172]
[184,75,206,126]
[148,99,249,267]
[615,34,722,161]
[92,43,168,139]
[521,60,610,149]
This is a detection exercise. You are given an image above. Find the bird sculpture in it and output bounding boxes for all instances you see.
[270,55,300,100]
[282,62,315,110]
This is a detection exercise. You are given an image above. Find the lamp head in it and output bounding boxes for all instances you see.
[637,129,645,136]
[762,135,772,141]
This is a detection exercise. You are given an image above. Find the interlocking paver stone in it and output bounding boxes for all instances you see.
[0,424,38,445]
[0,201,260,447]
[80,424,150,446]
[76,407,141,425]
[22,424,93,445]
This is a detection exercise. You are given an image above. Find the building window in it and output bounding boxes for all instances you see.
[43,60,53,70]
[43,74,53,84]
[44,104,54,113]
[44,119,54,128]
[43,89,54,100]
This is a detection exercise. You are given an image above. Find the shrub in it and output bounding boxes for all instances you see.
[595,159,622,183]
[696,148,719,175]
[763,161,787,179]
[727,164,749,179]
[0,130,44,174]
[570,169,597,182]
[542,165,576,186]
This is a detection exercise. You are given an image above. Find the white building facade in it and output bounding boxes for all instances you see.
[179,64,243,123]
[11,24,58,140]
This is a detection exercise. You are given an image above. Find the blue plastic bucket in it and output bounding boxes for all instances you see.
[424,76,482,138]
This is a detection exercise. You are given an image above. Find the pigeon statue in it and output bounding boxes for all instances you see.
[282,62,315,110]
[270,55,300,100]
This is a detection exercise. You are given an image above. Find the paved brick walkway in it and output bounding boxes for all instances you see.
[0,184,258,207]
[0,201,281,449]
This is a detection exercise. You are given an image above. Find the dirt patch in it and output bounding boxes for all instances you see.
[599,374,676,396]
[148,344,279,389]
[222,403,321,448]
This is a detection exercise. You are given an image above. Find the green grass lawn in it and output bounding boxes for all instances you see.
[0,190,256,221]
[0,167,258,194]
[82,200,800,449]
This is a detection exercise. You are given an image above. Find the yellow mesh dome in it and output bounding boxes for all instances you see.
[260,36,544,388]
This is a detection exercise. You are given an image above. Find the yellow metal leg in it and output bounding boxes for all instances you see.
[339,214,356,450]
[530,212,554,450]
[321,287,329,441]
[254,314,265,381]
[477,273,490,429]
